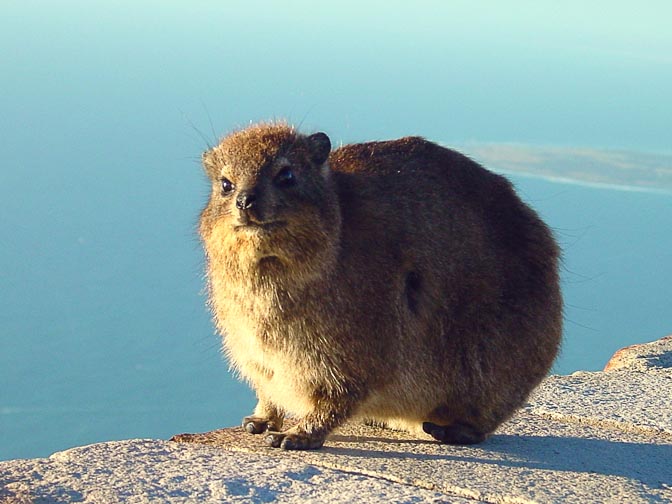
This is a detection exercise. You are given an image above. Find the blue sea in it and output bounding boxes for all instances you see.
[1,1,671,461]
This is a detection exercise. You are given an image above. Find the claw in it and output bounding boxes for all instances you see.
[280,436,298,450]
[244,421,266,434]
[242,415,277,434]
[242,414,284,435]
[265,432,285,448]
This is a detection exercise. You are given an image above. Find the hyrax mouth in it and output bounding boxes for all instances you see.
[234,211,287,231]
[234,220,287,233]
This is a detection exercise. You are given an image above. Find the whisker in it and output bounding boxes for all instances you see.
[179,108,214,151]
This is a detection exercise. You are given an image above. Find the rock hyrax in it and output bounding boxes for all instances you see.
[199,122,562,450]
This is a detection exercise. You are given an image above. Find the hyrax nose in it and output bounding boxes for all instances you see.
[236,191,257,210]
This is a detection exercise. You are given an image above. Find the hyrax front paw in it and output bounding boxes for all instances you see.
[242,416,283,435]
[264,428,326,450]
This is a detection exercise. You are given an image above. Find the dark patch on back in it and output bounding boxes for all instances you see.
[459,347,471,374]
[404,271,422,314]
[477,342,491,375]
[468,406,482,421]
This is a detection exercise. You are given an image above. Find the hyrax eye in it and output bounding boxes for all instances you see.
[221,177,235,195]
[274,167,296,187]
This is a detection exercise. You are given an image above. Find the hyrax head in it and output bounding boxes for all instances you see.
[199,123,340,281]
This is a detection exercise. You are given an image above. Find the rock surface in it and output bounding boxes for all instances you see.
[2,336,672,504]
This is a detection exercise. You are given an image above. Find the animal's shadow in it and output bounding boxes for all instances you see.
[325,433,672,488]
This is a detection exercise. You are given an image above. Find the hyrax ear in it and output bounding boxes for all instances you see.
[201,149,219,180]
[307,132,331,166]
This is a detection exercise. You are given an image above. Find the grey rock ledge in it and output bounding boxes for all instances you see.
[2,335,671,504]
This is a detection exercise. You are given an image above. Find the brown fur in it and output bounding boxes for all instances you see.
[198,122,562,450]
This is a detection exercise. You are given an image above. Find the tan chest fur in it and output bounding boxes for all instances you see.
[227,324,317,417]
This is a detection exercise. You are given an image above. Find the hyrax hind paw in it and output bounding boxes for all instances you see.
[242,416,283,435]
[423,421,487,445]
[264,429,326,450]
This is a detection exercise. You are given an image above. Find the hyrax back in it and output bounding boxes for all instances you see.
[199,122,562,450]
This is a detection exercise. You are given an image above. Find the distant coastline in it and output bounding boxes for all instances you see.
[495,168,672,196]
[454,143,672,195]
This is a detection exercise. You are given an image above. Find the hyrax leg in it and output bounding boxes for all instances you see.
[422,402,492,445]
[422,421,488,445]
[265,388,358,450]
[242,398,284,434]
